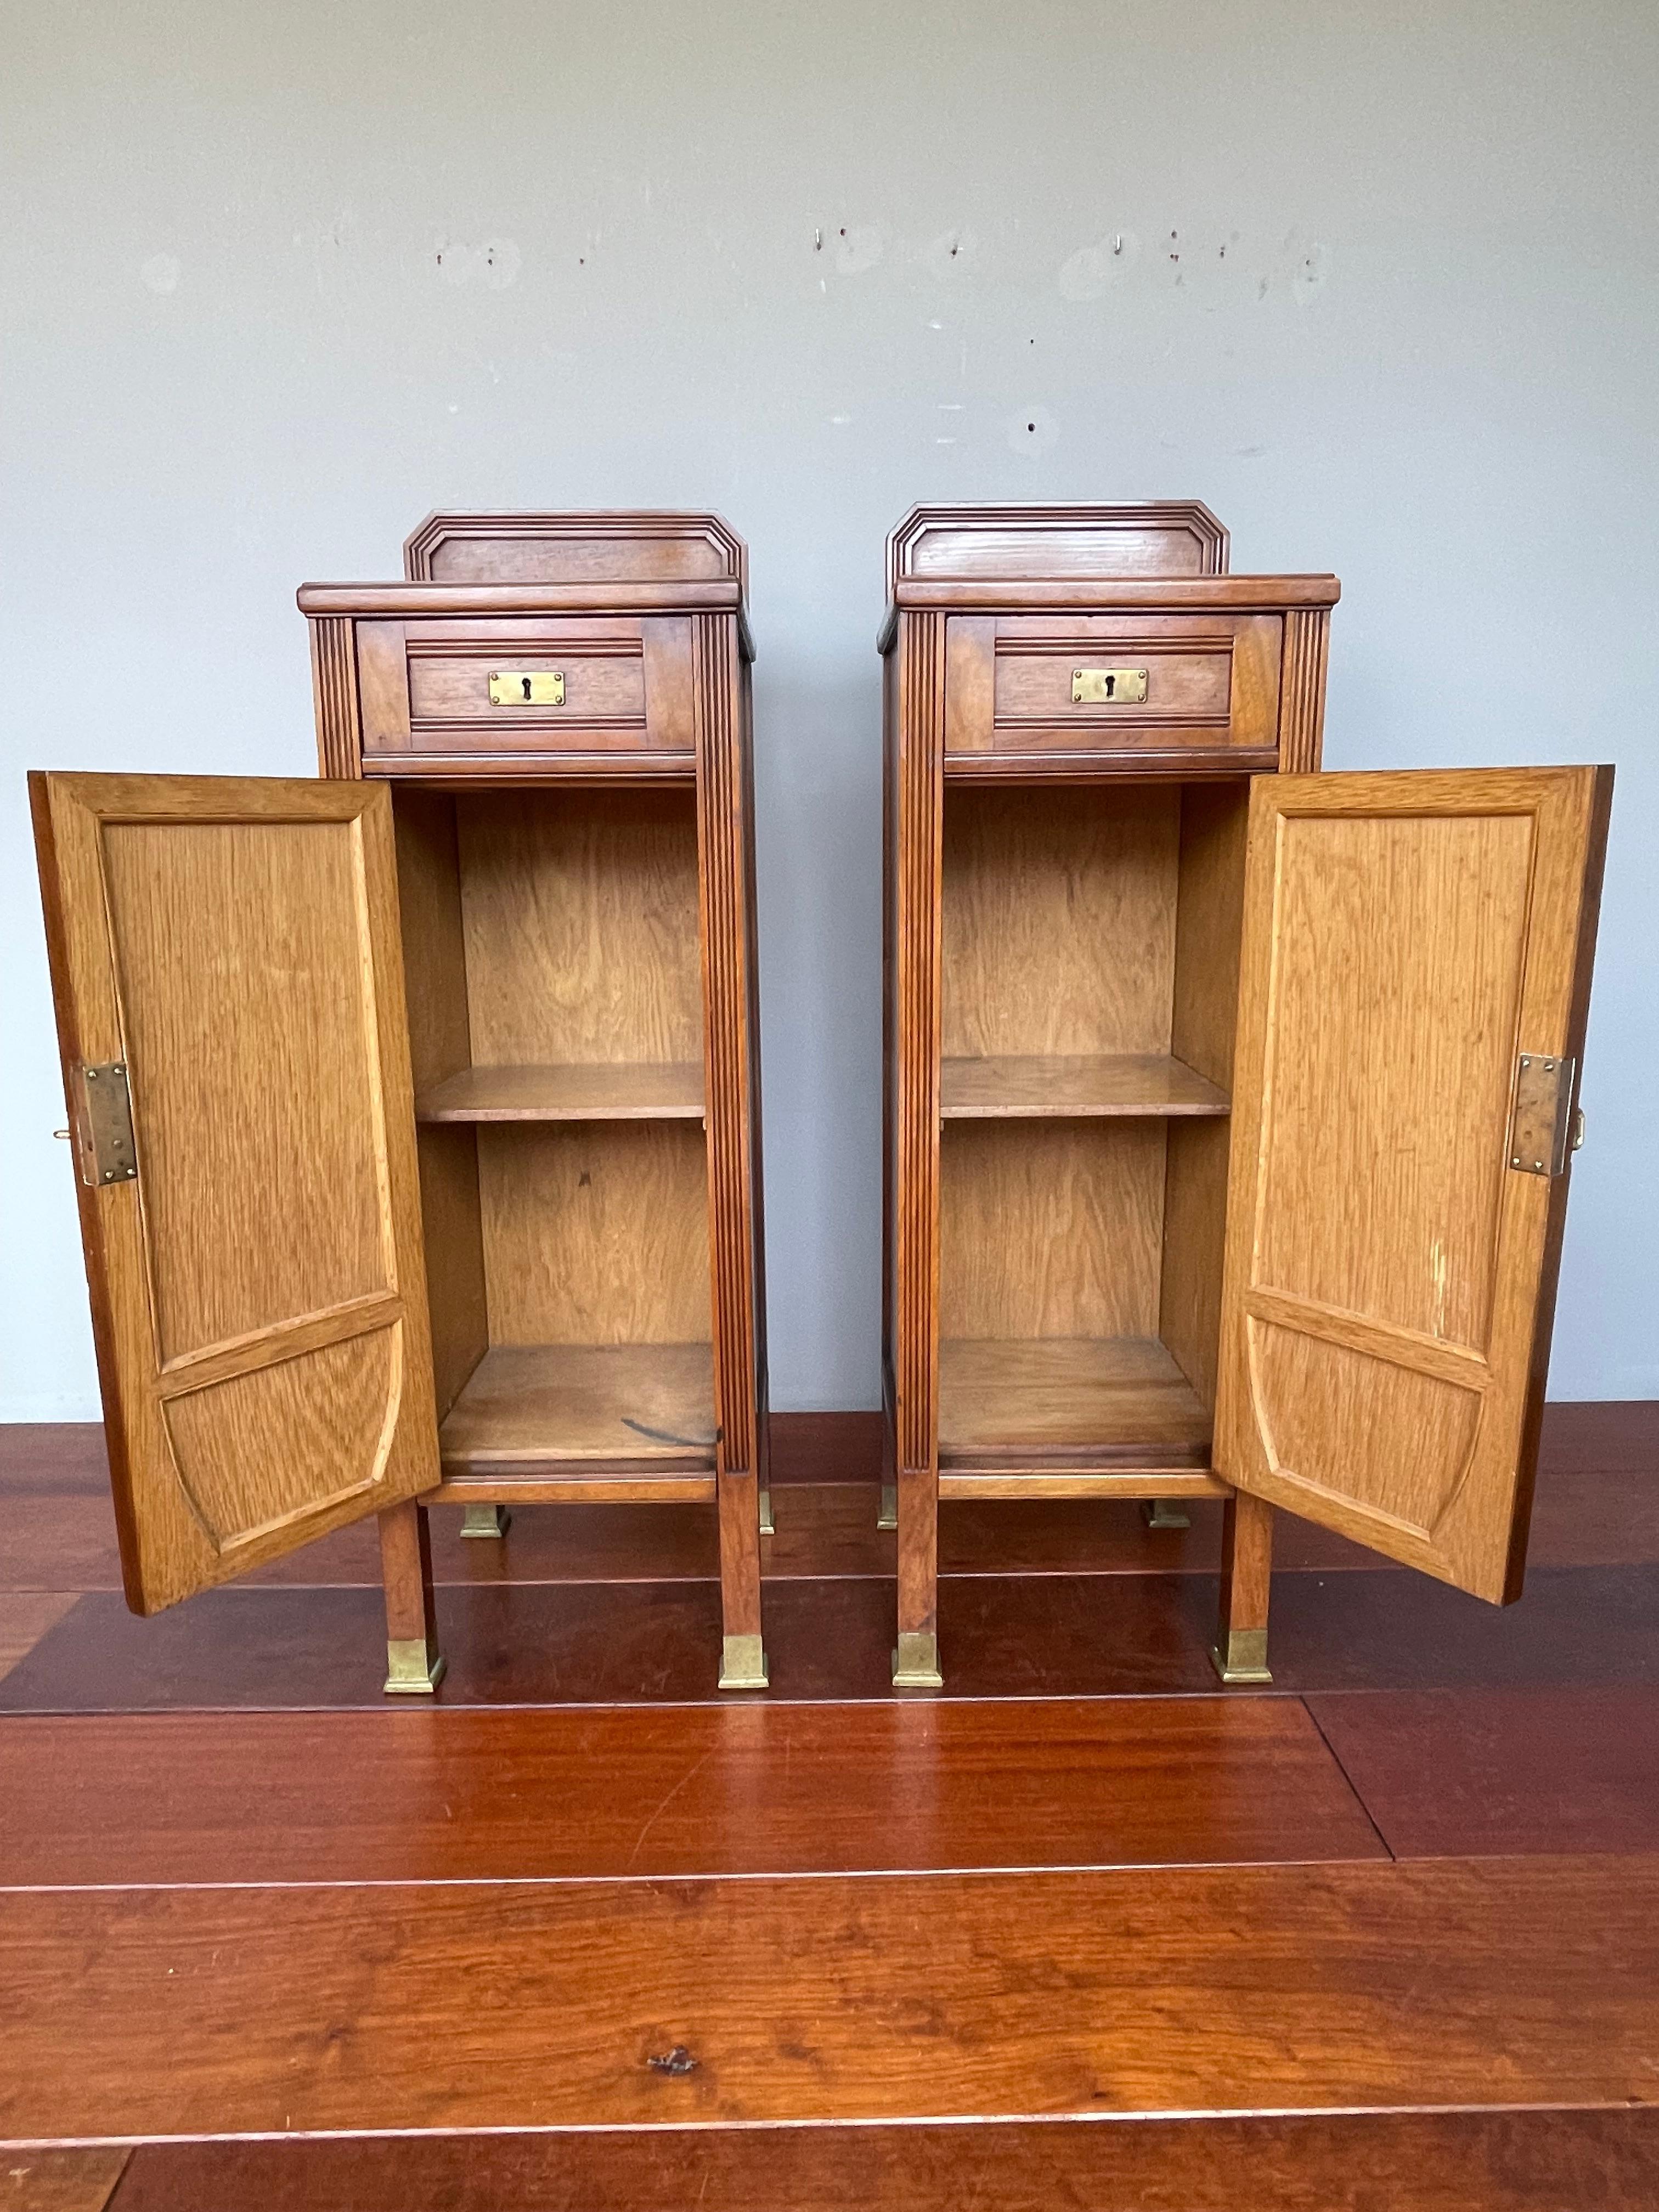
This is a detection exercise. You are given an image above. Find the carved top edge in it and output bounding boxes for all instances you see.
[876,574,1340,652]
[404,510,748,600]
[885,501,1231,600]
[299,579,753,662]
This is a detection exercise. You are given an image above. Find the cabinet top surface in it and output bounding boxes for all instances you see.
[878,571,1341,652]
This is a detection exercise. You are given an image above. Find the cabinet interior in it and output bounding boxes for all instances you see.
[939,780,1249,1476]
[391,786,714,1481]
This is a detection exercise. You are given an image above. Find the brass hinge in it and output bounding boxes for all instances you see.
[1508,1052,1575,1177]
[71,1060,138,1187]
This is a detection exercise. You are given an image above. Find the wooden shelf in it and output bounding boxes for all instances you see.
[940,1053,1228,1121]
[416,1062,704,1124]
[939,1335,1213,1472]
[438,1342,717,1491]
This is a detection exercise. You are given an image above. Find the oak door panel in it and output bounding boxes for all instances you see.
[30,773,439,1613]
[1217,767,1612,1601]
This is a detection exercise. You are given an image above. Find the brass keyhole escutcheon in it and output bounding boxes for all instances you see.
[488,670,566,707]
[1071,666,1149,706]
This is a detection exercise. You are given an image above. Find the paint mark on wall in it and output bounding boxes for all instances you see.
[1007,405,1059,456]
[923,227,979,279]
[139,252,180,295]
[479,239,522,290]
[1058,229,1138,301]
[434,237,522,288]
[834,224,884,275]
[1291,238,1330,304]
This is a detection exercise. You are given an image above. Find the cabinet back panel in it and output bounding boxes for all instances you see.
[1161,783,1251,1412]
[940,1119,1165,1342]
[479,1122,710,1345]
[941,786,1179,1059]
[455,790,702,1066]
[391,791,487,1421]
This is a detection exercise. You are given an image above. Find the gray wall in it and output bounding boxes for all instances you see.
[4,0,1656,1417]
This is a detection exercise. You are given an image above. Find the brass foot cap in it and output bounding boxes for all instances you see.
[892,1631,943,1688]
[460,1504,511,1539]
[759,1489,775,1537]
[877,1483,898,1531]
[718,1634,770,1691]
[384,1641,447,1695]
[1142,1499,1192,1530]
[1210,1632,1272,1686]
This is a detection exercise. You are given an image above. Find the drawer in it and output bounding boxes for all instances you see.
[356,615,695,763]
[945,613,1282,763]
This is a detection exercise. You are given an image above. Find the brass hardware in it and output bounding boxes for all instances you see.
[460,1503,511,1539]
[1508,1052,1576,1177]
[1210,1629,1272,1685]
[72,1061,138,1188]
[718,1633,769,1691]
[488,669,565,707]
[877,1482,898,1531]
[1142,1499,1191,1531]
[383,1638,447,1695]
[893,1630,943,1688]
[759,1487,775,1537]
[1572,1107,1585,1153]
[53,1128,70,1141]
[1071,665,1148,706]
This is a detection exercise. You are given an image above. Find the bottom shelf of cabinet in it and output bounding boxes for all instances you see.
[435,1341,719,1503]
[938,1334,1227,1497]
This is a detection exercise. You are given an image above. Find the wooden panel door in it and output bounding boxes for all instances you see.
[31,773,440,1613]
[1216,766,1611,1603]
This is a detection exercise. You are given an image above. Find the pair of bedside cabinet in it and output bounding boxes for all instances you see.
[31,503,1611,1699]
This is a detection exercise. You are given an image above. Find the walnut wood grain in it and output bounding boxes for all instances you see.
[888,609,946,1655]
[0,1697,1384,1887]
[886,500,1231,599]
[4,1858,1655,2137]
[405,509,748,597]
[8,1560,1659,1712]
[882,508,1341,1679]
[693,613,767,1655]
[103,2111,1659,2212]
[1307,1685,1659,1858]
[0,2149,128,2211]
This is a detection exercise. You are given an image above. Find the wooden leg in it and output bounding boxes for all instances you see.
[380,1500,444,1695]
[716,1465,768,1691]
[1212,1491,1274,1685]
[893,1460,941,1687]
[877,1393,899,1529]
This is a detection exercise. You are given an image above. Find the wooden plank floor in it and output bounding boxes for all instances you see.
[0,1404,1655,2208]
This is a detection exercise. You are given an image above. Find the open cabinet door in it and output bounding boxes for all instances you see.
[1215,766,1612,1603]
[31,773,440,1614]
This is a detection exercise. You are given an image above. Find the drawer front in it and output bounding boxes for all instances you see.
[945,613,1282,763]
[357,615,695,764]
